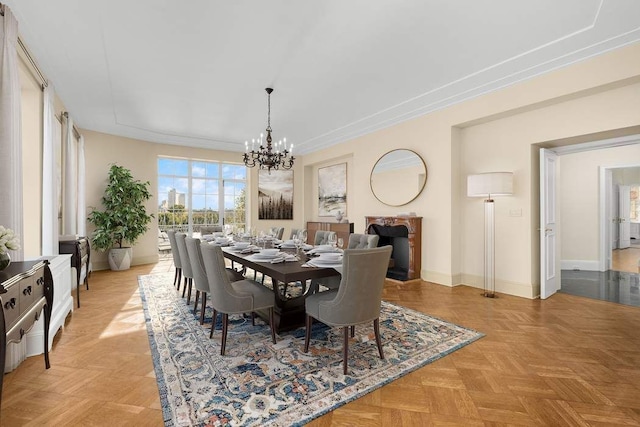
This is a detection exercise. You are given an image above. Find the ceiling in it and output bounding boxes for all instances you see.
[6,0,640,155]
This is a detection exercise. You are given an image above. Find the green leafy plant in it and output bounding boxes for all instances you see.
[87,164,154,251]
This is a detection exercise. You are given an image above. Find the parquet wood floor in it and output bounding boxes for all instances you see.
[612,247,640,274]
[3,256,640,426]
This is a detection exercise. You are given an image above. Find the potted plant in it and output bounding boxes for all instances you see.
[87,164,154,270]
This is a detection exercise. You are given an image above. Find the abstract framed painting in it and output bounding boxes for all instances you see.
[258,169,293,219]
[318,162,347,217]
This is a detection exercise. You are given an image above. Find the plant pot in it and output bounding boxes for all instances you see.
[108,247,132,271]
[0,252,10,271]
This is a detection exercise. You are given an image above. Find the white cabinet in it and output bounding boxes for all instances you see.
[631,222,640,240]
[26,254,73,356]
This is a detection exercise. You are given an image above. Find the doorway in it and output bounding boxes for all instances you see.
[540,133,640,304]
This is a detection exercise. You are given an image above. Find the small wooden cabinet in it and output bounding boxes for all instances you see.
[59,236,90,308]
[0,260,53,408]
[306,222,354,246]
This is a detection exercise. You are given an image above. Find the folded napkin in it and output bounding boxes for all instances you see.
[240,246,260,254]
[270,253,299,263]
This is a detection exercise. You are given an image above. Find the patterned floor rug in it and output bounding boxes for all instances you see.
[139,273,483,426]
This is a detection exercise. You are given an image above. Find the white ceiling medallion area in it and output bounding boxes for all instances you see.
[7,0,640,155]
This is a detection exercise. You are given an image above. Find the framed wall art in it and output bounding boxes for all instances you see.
[258,169,293,220]
[318,162,347,217]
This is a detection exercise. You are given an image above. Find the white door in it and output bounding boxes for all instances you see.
[540,148,560,299]
[605,169,615,269]
[619,185,631,249]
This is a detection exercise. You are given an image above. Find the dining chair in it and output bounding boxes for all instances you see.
[348,233,379,249]
[270,227,285,240]
[314,230,336,245]
[167,230,183,291]
[185,237,212,324]
[289,228,301,240]
[200,244,277,355]
[200,225,223,235]
[304,245,392,374]
[175,233,194,304]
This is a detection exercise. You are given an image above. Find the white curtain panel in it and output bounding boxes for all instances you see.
[76,134,86,236]
[0,6,24,261]
[63,115,77,235]
[42,83,59,255]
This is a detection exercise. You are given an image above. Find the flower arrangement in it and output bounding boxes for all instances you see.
[0,225,20,254]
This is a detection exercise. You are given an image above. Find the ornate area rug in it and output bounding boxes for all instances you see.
[139,273,483,426]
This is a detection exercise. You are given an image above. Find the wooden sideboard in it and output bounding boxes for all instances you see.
[365,216,422,281]
[59,236,90,308]
[0,260,53,410]
[306,222,354,246]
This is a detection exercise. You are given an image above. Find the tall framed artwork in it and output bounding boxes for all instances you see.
[318,163,347,217]
[258,169,294,220]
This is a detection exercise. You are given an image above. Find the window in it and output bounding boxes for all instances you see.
[157,158,246,237]
[631,186,639,221]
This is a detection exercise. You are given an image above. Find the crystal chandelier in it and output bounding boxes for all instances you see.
[243,88,294,172]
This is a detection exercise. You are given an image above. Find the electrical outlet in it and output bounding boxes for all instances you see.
[509,209,522,217]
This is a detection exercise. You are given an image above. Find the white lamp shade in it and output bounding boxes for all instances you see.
[467,172,513,197]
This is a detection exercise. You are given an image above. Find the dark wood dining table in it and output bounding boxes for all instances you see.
[221,246,341,332]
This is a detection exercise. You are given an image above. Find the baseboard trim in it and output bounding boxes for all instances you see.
[460,273,537,299]
[560,260,600,271]
[92,254,160,271]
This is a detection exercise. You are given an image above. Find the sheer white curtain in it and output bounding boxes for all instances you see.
[62,115,78,235]
[0,6,23,261]
[76,134,86,236]
[42,83,59,255]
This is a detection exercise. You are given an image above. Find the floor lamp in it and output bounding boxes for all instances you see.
[467,172,513,298]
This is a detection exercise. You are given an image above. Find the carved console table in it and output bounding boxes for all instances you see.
[59,235,90,308]
[365,216,422,281]
[0,260,53,410]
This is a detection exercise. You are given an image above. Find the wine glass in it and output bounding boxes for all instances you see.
[337,237,344,251]
[298,230,307,246]
[327,233,337,248]
[293,233,302,254]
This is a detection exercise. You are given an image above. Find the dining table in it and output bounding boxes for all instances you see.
[221,245,342,332]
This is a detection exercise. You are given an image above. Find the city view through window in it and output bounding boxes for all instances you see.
[157,158,246,244]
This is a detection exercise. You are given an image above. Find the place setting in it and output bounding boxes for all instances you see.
[245,248,299,264]
[227,241,260,253]
[303,251,343,268]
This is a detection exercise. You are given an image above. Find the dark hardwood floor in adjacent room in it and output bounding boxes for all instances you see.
[2,256,640,426]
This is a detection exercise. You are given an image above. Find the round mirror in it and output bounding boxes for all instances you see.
[370,149,427,206]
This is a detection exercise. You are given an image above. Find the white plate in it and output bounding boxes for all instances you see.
[313,246,339,253]
[252,252,281,260]
[310,258,342,267]
[317,254,342,262]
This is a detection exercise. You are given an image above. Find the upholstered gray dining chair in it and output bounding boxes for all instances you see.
[175,233,194,304]
[348,233,379,249]
[200,244,277,355]
[167,230,182,291]
[270,227,285,240]
[314,230,336,245]
[289,228,303,240]
[185,237,211,324]
[304,245,392,374]
[200,225,223,235]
